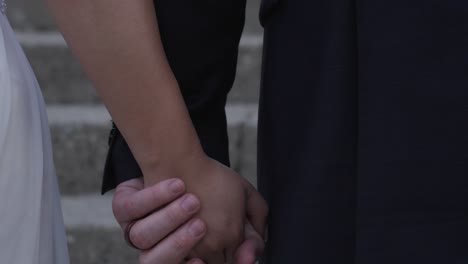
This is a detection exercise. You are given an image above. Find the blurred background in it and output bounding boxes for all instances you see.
[8,1,262,263]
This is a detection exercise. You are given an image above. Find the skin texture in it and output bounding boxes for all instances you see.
[113,178,206,263]
[113,178,266,264]
[45,0,269,262]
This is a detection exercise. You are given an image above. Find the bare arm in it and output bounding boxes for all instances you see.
[46,0,203,185]
[46,1,268,262]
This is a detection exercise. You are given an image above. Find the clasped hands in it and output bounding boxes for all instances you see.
[112,157,269,264]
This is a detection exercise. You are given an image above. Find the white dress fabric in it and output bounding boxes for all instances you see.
[0,4,70,264]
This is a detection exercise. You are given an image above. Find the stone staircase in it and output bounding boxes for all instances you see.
[8,1,263,263]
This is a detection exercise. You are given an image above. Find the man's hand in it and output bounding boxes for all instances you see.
[112,178,206,264]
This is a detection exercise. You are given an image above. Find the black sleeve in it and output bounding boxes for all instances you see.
[101,0,247,193]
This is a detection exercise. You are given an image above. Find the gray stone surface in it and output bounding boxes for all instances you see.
[51,124,109,195]
[23,44,101,103]
[229,126,258,187]
[229,43,262,103]
[62,195,117,229]
[8,0,263,34]
[7,0,54,31]
[245,0,263,34]
[239,126,258,186]
[67,229,138,264]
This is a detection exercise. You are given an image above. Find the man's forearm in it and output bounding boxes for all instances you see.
[46,0,205,185]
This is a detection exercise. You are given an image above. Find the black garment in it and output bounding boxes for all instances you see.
[259,0,468,263]
[102,0,468,263]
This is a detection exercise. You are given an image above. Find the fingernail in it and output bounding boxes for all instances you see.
[188,219,205,237]
[181,194,199,212]
[170,179,184,194]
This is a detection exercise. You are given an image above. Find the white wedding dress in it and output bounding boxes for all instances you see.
[0,2,70,263]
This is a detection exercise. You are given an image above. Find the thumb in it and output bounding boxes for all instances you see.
[234,222,265,264]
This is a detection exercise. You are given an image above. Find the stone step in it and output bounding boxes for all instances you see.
[18,32,262,104]
[50,104,258,195]
[8,0,263,34]
[67,228,138,264]
[62,195,137,263]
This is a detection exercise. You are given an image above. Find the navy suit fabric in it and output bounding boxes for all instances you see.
[103,0,468,263]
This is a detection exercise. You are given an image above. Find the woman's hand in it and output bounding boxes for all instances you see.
[175,157,268,263]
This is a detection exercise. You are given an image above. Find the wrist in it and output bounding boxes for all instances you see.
[139,138,209,187]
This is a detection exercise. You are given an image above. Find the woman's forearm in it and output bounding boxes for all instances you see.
[46,0,205,185]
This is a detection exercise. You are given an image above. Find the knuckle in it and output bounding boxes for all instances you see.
[163,206,182,223]
[148,184,165,203]
[111,193,127,217]
[111,200,123,219]
[130,225,151,249]
[169,232,189,252]
[121,198,138,218]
